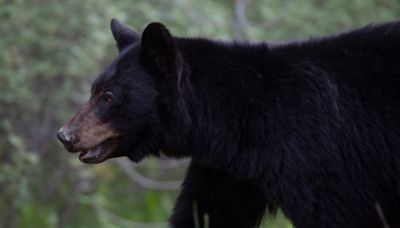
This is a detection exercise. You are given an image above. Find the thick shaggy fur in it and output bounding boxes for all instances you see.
[90,20,400,227]
[167,23,400,228]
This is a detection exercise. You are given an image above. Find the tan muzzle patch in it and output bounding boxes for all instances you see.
[61,100,118,152]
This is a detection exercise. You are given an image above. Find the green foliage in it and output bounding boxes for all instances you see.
[246,0,400,40]
[1,0,400,227]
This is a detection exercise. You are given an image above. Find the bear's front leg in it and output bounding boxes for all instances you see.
[170,161,267,228]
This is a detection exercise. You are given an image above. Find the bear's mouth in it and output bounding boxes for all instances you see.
[78,138,117,164]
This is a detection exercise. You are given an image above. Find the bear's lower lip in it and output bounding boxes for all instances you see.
[78,139,113,164]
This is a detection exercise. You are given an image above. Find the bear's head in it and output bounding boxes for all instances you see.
[57,19,186,163]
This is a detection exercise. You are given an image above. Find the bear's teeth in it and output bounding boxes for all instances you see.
[79,150,88,158]
[79,147,104,163]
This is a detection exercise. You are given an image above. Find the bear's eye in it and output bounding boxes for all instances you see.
[103,91,115,104]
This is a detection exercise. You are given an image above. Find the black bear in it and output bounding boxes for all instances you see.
[57,18,400,228]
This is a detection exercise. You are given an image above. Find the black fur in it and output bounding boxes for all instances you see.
[93,20,400,228]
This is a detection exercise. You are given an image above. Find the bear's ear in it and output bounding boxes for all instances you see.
[141,22,181,76]
[110,18,140,51]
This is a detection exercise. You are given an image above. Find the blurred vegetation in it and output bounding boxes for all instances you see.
[1,0,400,227]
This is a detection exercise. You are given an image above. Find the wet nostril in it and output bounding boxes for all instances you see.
[57,129,71,145]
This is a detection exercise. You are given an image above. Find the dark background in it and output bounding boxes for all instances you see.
[1,0,400,227]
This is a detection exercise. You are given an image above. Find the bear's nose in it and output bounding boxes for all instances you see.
[57,127,72,148]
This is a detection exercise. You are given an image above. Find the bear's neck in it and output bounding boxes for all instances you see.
[159,39,281,178]
[161,37,344,179]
